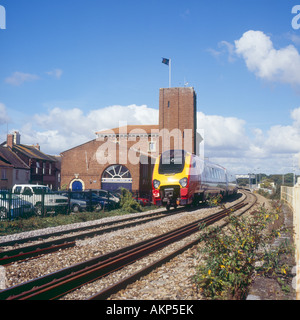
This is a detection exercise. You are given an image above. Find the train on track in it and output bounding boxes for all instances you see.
[152,149,238,210]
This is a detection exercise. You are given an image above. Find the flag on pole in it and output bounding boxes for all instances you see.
[162,58,169,66]
[162,57,171,87]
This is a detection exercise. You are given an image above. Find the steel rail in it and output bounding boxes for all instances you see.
[0,209,185,265]
[89,191,257,300]
[0,194,249,300]
[0,242,76,265]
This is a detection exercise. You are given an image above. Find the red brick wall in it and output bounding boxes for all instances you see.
[7,134,13,149]
[60,87,197,192]
[60,137,154,192]
[159,87,197,154]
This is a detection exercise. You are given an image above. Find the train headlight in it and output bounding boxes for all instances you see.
[179,177,188,188]
[153,179,160,189]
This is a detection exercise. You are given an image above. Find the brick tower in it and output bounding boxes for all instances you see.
[159,87,197,154]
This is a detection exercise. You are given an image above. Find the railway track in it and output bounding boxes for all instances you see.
[90,191,257,300]
[0,190,256,300]
[0,207,185,265]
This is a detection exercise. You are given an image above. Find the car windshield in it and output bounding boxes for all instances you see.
[158,150,186,174]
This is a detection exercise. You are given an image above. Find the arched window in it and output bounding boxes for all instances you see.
[101,165,132,191]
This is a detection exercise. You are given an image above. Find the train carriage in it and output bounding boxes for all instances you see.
[152,149,237,210]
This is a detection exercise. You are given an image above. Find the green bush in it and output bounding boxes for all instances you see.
[193,204,294,300]
[119,188,143,213]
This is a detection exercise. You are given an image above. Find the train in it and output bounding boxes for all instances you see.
[152,149,238,210]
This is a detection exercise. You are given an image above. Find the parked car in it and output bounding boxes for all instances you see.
[0,191,34,220]
[70,191,105,212]
[89,189,120,209]
[57,191,87,213]
[12,184,68,215]
[133,197,151,207]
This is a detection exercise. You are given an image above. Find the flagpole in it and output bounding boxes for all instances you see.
[169,59,171,88]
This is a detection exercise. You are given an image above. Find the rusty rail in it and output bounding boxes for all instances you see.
[90,192,257,300]
[0,196,250,300]
[0,209,181,265]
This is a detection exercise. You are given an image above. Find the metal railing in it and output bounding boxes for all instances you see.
[0,188,153,220]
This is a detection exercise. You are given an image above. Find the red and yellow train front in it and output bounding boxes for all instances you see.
[152,150,199,208]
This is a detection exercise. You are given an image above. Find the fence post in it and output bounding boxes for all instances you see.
[89,189,92,212]
[0,266,6,290]
[107,192,110,211]
[68,189,71,214]
[41,190,45,217]
[8,190,12,220]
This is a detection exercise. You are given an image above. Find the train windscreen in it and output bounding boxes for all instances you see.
[158,150,186,174]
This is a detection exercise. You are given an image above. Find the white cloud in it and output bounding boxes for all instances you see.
[236,107,300,173]
[196,107,300,174]
[203,30,300,171]
[259,107,300,154]
[291,107,300,125]
[3,102,300,174]
[28,106,249,158]
[197,112,248,151]
[5,71,40,86]
[235,30,300,86]
[5,69,62,86]
[46,69,63,79]
[207,40,236,62]
[264,124,300,153]
[233,107,300,160]
[18,104,159,154]
[219,41,236,62]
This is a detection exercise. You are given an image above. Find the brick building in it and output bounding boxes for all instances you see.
[60,87,197,193]
[159,87,197,154]
[2,132,61,190]
[0,145,30,189]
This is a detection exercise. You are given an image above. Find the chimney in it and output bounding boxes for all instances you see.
[7,134,13,148]
[13,131,20,145]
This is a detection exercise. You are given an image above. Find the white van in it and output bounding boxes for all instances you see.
[12,184,68,215]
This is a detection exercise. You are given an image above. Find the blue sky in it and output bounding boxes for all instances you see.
[1,0,300,175]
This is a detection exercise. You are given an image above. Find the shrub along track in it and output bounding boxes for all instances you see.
[0,190,256,300]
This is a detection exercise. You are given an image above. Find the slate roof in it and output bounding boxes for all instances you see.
[12,144,57,162]
[0,146,30,169]
[0,157,13,168]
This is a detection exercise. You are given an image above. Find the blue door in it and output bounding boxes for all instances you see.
[72,180,83,191]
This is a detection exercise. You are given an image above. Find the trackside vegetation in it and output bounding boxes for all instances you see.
[193,200,295,300]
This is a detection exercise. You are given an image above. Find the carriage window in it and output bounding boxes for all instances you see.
[212,168,216,180]
[209,167,213,180]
